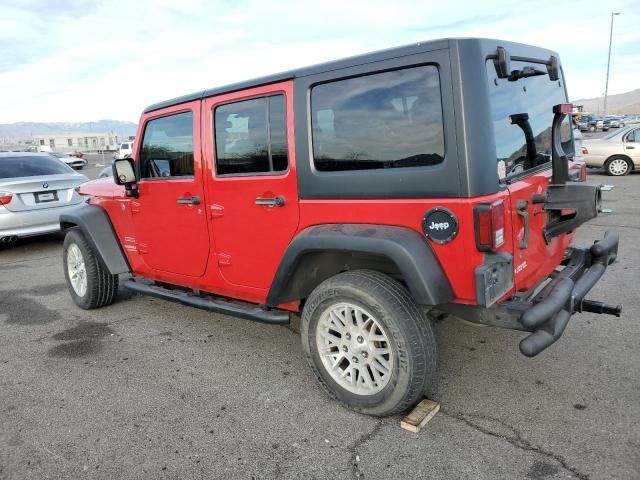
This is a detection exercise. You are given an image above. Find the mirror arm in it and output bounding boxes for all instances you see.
[125,183,139,198]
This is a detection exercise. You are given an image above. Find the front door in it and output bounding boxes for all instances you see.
[132,102,210,277]
[203,82,299,290]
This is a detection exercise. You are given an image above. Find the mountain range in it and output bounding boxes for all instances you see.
[572,89,640,115]
[0,120,138,143]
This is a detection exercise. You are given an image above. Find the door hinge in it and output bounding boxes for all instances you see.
[209,204,224,218]
[217,253,231,266]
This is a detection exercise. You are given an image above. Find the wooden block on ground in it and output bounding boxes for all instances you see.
[400,399,440,433]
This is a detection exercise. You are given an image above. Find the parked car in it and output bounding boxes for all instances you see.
[606,116,625,128]
[113,141,134,160]
[99,162,113,178]
[596,117,611,131]
[0,153,88,243]
[69,151,85,159]
[49,151,88,170]
[59,38,619,416]
[578,115,610,132]
[573,127,588,162]
[583,126,639,175]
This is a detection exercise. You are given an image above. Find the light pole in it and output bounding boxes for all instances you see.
[603,12,620,116]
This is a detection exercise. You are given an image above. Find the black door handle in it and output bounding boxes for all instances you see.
[177,196,200,205]
[625,146,635,149]
[517,200,529,249]
[255,196,286,207]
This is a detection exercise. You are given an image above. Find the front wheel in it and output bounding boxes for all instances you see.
[63,228,119,309]
[301,270,436,416]
[605,156,632,176]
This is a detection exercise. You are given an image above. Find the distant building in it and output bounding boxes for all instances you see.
[32,133,119,153]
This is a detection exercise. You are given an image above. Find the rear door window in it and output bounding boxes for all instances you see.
[0,156,73,178]
[139,112,194,179]
[310,65,444,171]
[214,94,288,175]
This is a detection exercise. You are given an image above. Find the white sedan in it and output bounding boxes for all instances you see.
[583,126,640,176]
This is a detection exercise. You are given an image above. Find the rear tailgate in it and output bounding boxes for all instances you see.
[507,171,573,291]
[485,55,576,291]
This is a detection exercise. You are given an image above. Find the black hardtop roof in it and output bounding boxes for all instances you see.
[143,37,558,114]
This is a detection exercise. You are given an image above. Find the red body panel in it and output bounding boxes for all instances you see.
[507,169,574,292]
[79,82,574,311]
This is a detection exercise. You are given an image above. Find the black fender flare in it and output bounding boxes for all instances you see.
[266,224,454,307]
[60,204,130,275]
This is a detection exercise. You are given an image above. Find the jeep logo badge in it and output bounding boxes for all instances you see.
[422,207,458,244]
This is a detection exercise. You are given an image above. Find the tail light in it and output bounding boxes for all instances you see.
[579,162,587,182]
[0,191,13,206]
[581,147,589,155]
[474,199,505,251]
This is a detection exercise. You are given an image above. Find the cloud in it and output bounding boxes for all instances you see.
[0,0,638,122]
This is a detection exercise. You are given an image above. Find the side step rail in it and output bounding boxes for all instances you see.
[124,279,290,325]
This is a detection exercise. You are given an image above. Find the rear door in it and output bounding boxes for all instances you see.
[202,81,299,290]
[485,59,574,291]
[623,128,640,164]
[131,102,210,277]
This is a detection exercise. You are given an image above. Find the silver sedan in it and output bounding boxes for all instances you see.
[0,153,88,243]
[583,126,640,176]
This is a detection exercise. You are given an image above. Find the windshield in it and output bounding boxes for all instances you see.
[486,59,572,178]
[0,155,74,178]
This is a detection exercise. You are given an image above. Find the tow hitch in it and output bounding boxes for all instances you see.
[580,299,622,317]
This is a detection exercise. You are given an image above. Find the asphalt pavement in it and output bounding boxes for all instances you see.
[0,166,638,479]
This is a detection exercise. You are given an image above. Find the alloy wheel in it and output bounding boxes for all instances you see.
[315,302,393,395]
[67,243,88,297]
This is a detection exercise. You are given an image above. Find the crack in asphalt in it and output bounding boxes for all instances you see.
[0,255,58,267]
[441,410,589,480]
[348,419,385,479]
[587,223,640,231]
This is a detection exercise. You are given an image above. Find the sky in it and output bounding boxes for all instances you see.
[1,0,638,123]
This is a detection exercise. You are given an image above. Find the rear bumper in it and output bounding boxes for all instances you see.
[441,230,620,357]
[0,203,82,238]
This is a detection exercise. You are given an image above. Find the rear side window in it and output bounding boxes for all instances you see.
[310,65,445,171]
[139,112,194,179]
[214,94,288,175]
[0,156,73,178]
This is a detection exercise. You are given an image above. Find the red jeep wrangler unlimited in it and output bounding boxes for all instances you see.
[61,38,620,416]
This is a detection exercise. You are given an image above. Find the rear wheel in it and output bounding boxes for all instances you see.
[301,270,436,416]
[63,228,118,309]
[605,156,632,176]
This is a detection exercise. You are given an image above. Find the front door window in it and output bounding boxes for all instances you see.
[140,112,194,178]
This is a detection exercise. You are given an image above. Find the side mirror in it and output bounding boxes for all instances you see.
[112,158,139,198]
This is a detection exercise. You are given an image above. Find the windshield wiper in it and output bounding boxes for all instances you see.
[508,66,547,81]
